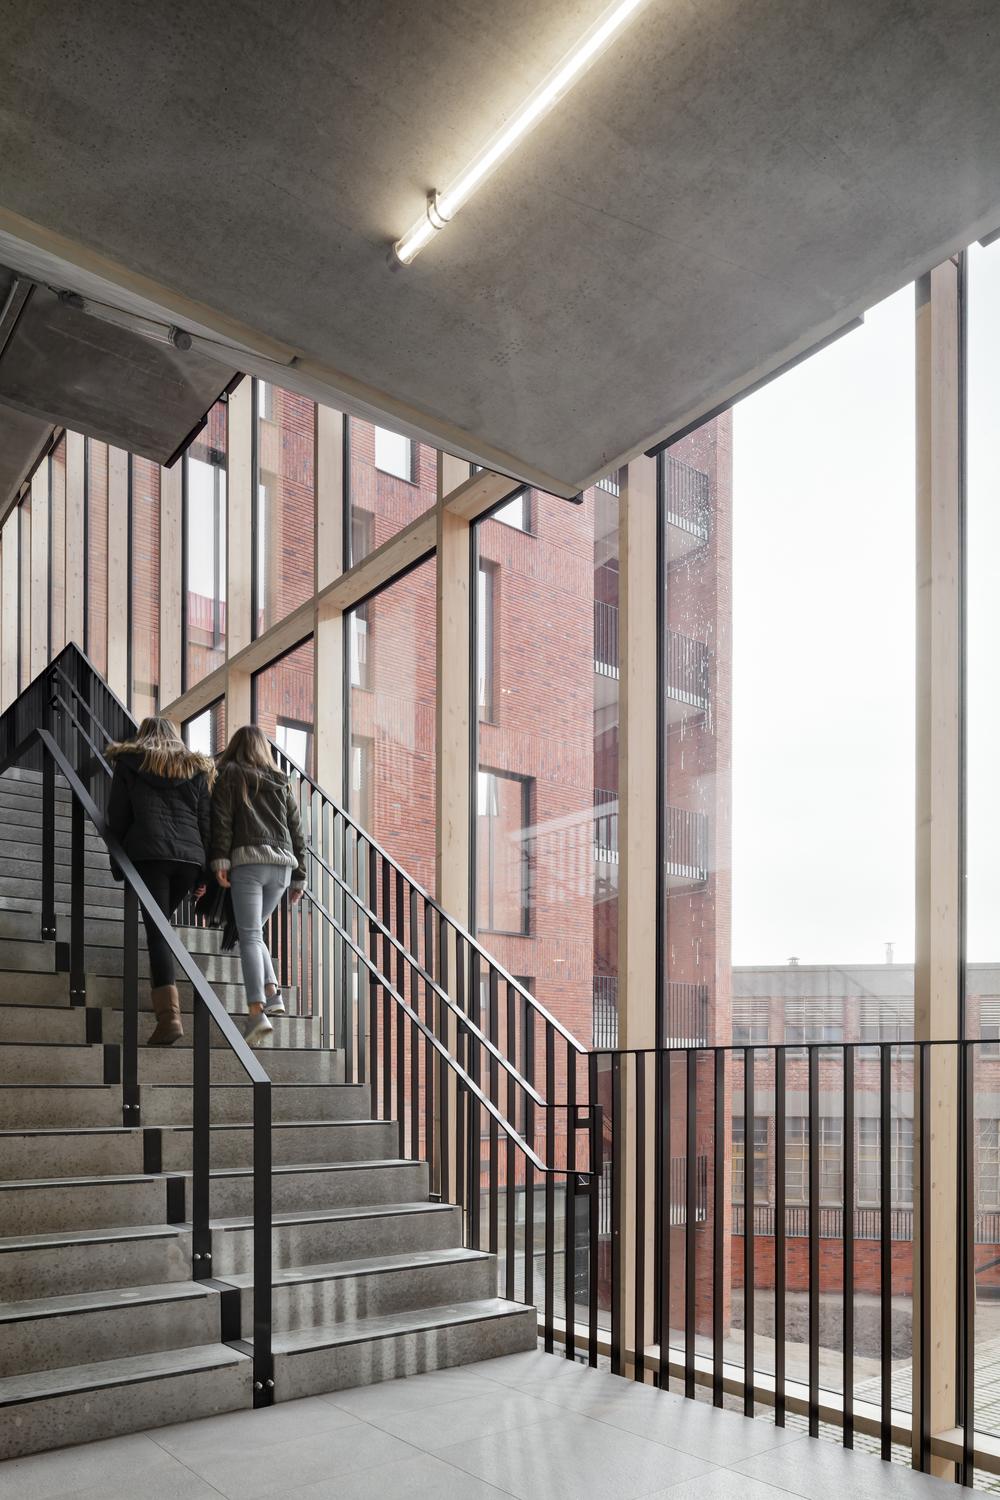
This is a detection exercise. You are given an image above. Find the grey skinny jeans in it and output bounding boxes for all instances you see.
[229,863,292,1007]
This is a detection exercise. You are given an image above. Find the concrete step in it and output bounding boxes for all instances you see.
[0,1004,88,1044]
[270,1298,536,1402]
[0,893,124,922]
[232,1248,495,1333]
[0,1222,191,1299]
[0,1043,104,1085]
[176,1159,431,1222]
[3,846,118,877]
[0,1280,220,1377]
[0,970,70,1006]
[0,1172,173,1234]
[0,1002,318,1048]
[0,1084,120,1128]
[0,1342,251,1460]
[0,1119,398,1177]
[211,1201,463,1277]
[142,1081,371,1125]
[138,1046,345,1085]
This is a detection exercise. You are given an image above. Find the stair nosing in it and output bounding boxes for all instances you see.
[0,1342,247,1408]
[271,1298,530,1357]
[0,1280,213,1324]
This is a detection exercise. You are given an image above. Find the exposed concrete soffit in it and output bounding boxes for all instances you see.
[0,209,582,500]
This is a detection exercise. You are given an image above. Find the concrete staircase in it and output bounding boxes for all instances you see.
[0,766,534,1459]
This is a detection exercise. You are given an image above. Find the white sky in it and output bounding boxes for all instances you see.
[731,244,1000,967]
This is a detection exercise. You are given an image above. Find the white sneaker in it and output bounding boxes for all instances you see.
[263,990,286,1016]
[244,1012,273,1047]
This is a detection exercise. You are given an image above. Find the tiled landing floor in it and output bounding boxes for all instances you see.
[0,1348,959,1500]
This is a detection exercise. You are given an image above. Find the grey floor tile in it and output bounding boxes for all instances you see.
[438,1407,716,1500]
[174,1421,419,1500]
[582,1387,801,1464]
[321,1367,501,1420]
[467,1350,627,1402]
[48,1462,224,1500]
[278,1449,516,1499]
[736,1437,954,1498]
[146,1394,359,1459]
[368,1389,552,1455]
[642,1472,802,1500]
[0,1432,174,1500]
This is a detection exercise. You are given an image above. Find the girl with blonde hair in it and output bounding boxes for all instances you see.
[209,726,306,1045]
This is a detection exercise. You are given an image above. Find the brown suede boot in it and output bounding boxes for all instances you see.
[147,984,183,1046]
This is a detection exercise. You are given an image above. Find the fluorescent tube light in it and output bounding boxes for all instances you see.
[391,0,648,267]
[59,290,192,350]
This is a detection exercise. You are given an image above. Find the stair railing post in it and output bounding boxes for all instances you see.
[69,792,86,1006]
[191,993,212,1274]
[121,882,140,1124]
[40,750,56,941]
[252,1078,274,1406]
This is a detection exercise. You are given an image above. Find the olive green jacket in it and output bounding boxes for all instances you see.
[209,763,307,887]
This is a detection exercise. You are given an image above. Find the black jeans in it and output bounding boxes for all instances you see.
[134,860,200,988]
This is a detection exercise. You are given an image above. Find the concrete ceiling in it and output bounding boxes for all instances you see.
[1,0,1000,497]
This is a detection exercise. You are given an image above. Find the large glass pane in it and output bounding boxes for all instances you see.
[49,436,66,657]
[185,403,227,688]
[254,381,316,635]
[131,456,160,717]
[347,417,436,564]
[183,698,227,758]
[252,638,315,775]
[347,557,436,888]
[672,288,916,1415]
[18,494,31,689]
[86,439,109,678]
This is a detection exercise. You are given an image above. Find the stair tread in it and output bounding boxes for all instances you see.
[0,1223,185,1254]
[212,1200,454,1231]
[0,1171,159,1191]
[272,1298,530,1355]
[226,1246,489,1290]
[172,1159,419,1181]
[0,1341,246,1406]
[0,1279,212,1322]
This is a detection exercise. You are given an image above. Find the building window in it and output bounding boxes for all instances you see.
[477,769,532,935]
[859,1001,913,1057]
[733,1000,769,1046]
[785,1117,842,1205]
[183,699,227,758]
[351,509,375,568]
[374,426,414,482]
[493,488,530,533]
[784,999,844,1045]
[350,736,372,831]
[980,1001,1000,1059]
[979,1120,1000,1211]
[349,604,370,689]
[276,719,312,771]
[477,562,495,719]
[858,1117,914,1207]
[251,638,315,777]
[732,1116,768,1202]
[184,407,227,689]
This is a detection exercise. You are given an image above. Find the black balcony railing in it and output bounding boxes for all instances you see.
[594,600,619,676]
[593,975,619,1047]
[593,788,619,862]
[665,981,709,1045]
[665,629,710,709]
[663,455,710,539]
[666,804,709,881]
[596,472,621,497]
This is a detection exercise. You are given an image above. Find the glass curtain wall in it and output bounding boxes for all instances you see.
[185,402,227,688]
[130,456,160,717]
[254,381,316,636]
[657,290,916,1411]
[347,417,436,564]
[252,637,315,774]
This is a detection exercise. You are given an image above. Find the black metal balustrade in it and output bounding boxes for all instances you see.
[663,455,710,539]
[665,629,710,710]
[594,599,619,675]
[666,804,709,881]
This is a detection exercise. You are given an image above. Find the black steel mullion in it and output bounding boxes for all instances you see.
[634,1051,646,1383]
[807,1044,819,1439]
[775,1046,787,1428]
[744,1046,754,1416]
[843,1044,855,1448]
[684,1048,696,1399]
[611,1050,623,1376]
[918,1044,931,1473]
[713,1047,724,1407]
[880,1043,892,1461]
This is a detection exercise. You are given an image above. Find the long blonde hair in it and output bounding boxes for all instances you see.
[218,725,279,806]
[107,716,216,785]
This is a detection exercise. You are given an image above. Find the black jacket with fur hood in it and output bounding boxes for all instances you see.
[105,742,214,871]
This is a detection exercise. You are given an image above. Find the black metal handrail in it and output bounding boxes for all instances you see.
[0,649,275,1405]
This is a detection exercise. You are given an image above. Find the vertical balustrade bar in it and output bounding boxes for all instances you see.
[564,1038,576,1361]
[192,994,211,1265]
[469,948,482,1250]
[505,982,516,1300]
[488,969,500,1257]
[611,1050,623,1377]
[843,1044,855,1448]
[69,794,85,1003]
[880,1043,892,1461]
[917,1044,930,1473]
[713,1048,724,1407]
[40,751,55,940]
[121,883,139,1123]
[658,1049,672,1389]
[424,904,434,1189]
[438,915,449,1204]
[684,1049,696,1399]
[634,1051,646,1382]
[544,1023,556,1352]
[523,1005,535,1311]
[744,1046,755,1417]
[961,1041,975,1486]
[321,801,332,1049]
[774,1047,787,1427]
[807,1045,820,1439]
[252,1079,273,1405]
[588,1050,600,1367]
